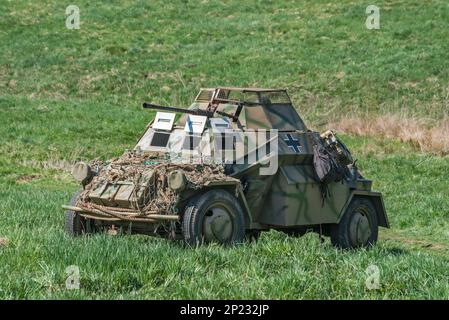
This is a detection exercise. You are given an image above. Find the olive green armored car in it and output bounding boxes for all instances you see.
[64,87,389,248]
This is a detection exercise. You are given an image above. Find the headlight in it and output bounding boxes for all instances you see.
[71,162,93,185]
[168,170,186,191]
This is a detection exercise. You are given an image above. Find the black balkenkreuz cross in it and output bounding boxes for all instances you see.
[283,134,302,153]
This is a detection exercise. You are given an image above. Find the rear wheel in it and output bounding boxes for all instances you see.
[330,197,378,249]
[182,190,245,246]
[65,191,96,236]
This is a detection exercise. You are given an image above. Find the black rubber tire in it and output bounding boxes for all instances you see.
[64,191,94,236]
[330,197,378,249]
[182,189,245,246]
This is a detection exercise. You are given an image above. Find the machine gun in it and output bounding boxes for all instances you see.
[142,102,239,122]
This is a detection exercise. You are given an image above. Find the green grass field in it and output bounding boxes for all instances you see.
[0,0,448,299]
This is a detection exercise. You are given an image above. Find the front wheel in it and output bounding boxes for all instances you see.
[330,197,378,249]
[65,191,96,236]
[182,190,246,246]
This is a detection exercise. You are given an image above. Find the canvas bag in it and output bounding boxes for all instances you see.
[312,134,346,184]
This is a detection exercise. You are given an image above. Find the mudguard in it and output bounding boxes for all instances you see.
[338,190,389,228]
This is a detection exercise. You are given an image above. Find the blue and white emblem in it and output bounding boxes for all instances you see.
[283,134,302,153]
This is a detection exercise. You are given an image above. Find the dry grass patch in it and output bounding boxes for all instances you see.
[380,230,449,256]
[0,238,8,247]
[331,115,449,155]
[16,174,42,184]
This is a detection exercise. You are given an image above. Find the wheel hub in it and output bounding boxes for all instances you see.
[349,211,371,247]
[203,206,233,243]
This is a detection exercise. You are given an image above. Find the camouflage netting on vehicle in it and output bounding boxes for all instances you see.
[77,151,229,216]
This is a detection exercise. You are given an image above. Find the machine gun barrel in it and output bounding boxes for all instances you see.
[142,102,238,121]
[142,102,206,116]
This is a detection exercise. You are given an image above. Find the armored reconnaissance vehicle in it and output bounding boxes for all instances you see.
[64,87,389,248]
